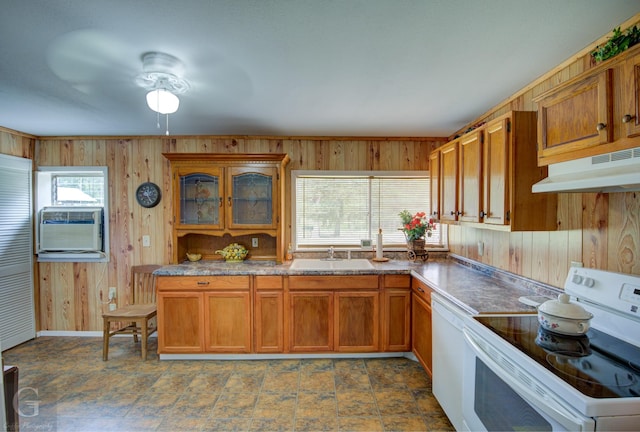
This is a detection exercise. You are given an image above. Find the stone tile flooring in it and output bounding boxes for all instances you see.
[2,337,454,431]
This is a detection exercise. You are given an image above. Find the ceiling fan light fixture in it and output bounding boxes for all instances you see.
[146,88,179,114]
[135,51,190,135]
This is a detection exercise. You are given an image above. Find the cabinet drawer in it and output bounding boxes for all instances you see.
[384,274,411,288]
[255,275,283,290]
[289,275,378,290]
[157,275,250,291]
[412,277,432,303]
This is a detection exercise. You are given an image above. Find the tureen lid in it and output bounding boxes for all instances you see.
[538,293,592,320]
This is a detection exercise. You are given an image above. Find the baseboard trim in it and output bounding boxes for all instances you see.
[159,352,416,361]
[37,330,157,338]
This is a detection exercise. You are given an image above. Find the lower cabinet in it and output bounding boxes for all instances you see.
[289,291,334,352]
[156,273,420,357]
[157,276,251,354]
[157,291,204,353]
[287,275,380,353]
[411,277,433,376]
[254,276,284,353]
[204,291,251,353]
[335,291,380,352]
[382,275,412,351]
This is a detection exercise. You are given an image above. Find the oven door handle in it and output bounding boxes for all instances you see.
[463,328,592,430]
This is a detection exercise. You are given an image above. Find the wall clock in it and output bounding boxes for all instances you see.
[136,182,161,208]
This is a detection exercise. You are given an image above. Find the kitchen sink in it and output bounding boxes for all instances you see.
[289,258,374,271]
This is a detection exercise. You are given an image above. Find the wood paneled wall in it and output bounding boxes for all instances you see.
[13,135,442,331]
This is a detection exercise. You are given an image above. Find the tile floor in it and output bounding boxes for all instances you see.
[2,337,454,431]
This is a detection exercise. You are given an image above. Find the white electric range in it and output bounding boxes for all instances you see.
[462,267,640,431]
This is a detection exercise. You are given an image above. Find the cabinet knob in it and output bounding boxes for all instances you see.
[622,114,635,124]
[450,211,455,216]
[218,197,223,207]
[432,211,438,216]
[197,281,210,286]
[228,196,232,206]
[480,211,486,218]
[456,211,463,216]
[596,123,606,132]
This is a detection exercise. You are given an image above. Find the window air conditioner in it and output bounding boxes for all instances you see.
[39,207,103,252]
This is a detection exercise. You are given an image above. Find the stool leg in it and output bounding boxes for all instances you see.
[141,319,148,361]
[103,317,110,361]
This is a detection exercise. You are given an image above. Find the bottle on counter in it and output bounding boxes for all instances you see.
[286,243,293,261]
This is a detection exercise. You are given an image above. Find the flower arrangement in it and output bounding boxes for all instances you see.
[399,210,435,242]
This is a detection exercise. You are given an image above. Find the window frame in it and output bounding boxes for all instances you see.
[35,166,110,262]
[291,170,447,251]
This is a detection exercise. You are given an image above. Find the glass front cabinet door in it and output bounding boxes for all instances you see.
[227,167,277,229]
[176,167,224,229]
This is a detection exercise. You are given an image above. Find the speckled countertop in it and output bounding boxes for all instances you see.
[154,254,562,316]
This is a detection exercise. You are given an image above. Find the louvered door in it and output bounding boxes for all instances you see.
[0,154,35,350]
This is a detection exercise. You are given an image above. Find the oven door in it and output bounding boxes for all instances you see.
[462,325,595,432]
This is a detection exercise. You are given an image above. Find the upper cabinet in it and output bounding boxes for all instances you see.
[535,44,640,166]
[226,166,278,230]
[622,49,640,139]
[164,153,290,263]
[458,130,483,223]
[175,166,225,229]
[433,111,557,231]
[428,150,440,220]
[439,140,459,223]
[536,69,613,165]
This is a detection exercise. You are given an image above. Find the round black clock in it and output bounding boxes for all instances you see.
[136,182,161,208]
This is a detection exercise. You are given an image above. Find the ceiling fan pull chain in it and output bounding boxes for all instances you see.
[156,110,160,130]
[166,113,170,136]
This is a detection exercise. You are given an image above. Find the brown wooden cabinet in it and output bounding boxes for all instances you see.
[157,290,204,353]
[535,44,640,166]
[163,153,290,263]
[440,140,459,223]
[536,69,613,165]
[156,272,425,357]
[458,130,483,223]
[204,291,251,353]
[287,275,379,353]
[382,274,411,351]
[254,276,284,353]
[411,277,433,376]
[482,112,556,231]
[434,111,556,231]
[622,49,640,139]
[289,291,334,352]
[335,291,380,352]
[429,150,441,220]
[156,275,251,354]
[483,117,509,226]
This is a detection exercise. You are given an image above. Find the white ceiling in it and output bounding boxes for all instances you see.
[1,1,638,137]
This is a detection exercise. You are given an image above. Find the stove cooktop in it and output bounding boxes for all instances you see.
[475,315,640,399]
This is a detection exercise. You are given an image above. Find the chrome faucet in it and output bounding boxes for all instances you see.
[328,246,335,260]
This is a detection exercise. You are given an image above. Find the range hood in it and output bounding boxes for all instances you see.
[532,147,640,193]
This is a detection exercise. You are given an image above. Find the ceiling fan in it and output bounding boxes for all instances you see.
[135,52,191,134]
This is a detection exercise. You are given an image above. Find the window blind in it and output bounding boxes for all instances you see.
[294,173,442,247]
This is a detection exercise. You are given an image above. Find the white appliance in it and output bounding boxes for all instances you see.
[38,207,103,252]
[532,146,640,193]
[462,268,640,431]
[432,293,469,432]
